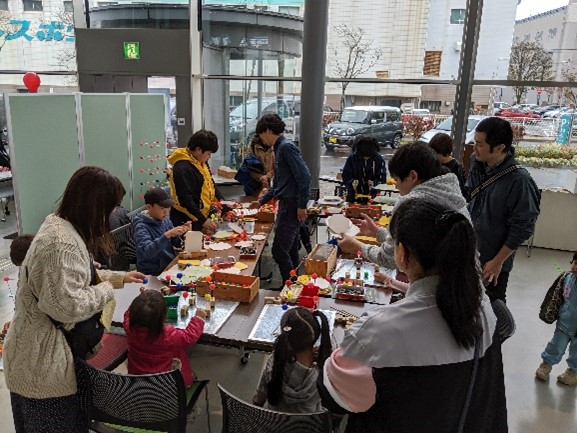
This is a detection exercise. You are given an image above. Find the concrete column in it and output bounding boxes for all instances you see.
[300,0,330,188]
[190,0,204,133]
[451,0,484,163]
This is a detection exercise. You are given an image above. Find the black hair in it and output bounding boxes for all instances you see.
[128,289,167,340]
[388,143,442,182]
[389,199,483,349]
[475,117,513,152]
[429,133,454,157]
[10,234,34,266]
[187,129,219,153]
[353,135,380,158]
[255,113,286,135]
[572,252,577,263]
[266,307,331,406]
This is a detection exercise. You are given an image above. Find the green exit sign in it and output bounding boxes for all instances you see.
[124,42,140,60]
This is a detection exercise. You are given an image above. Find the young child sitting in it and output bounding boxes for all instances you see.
[253,307,332,413]
[134,187,191,276]
[536,253,577,385]
[124,288,206,387]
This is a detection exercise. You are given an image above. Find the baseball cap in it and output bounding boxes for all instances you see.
[144,187,175,208]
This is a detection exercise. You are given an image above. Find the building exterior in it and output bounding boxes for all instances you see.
[421,0,518,114]
[0,0,77,91]
[325,0,430,108]
[510,0,577,105]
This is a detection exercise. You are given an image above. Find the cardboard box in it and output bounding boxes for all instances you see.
[217,166,237,179]
[196,272,259,303]
[305,244,337,278]
[345,205,382,219]
[257,210,276,222]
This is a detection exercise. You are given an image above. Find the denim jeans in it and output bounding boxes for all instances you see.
[542,328,577,370]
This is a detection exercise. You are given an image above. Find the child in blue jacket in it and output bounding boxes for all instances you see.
[536,252,577,385]
[133,188,191,276]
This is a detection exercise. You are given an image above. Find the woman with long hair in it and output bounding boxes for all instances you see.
[4,166,145,433]
[320,198,507,432]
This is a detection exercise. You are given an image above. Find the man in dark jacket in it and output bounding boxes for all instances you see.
[466,116,540,302]
[250,114,311,286]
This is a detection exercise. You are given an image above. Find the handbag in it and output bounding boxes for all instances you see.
[235,154,265,195]
[29,259,105,360]
[539,272,566,324]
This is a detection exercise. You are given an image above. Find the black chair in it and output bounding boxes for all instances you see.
[78,360,210,433]
[218,384,333,433]
[108,223,136,271]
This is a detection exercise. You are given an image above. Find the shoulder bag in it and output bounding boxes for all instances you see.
[539,272,566,324]
[469,164,522,200]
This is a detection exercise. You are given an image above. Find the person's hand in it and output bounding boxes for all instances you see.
[183,221,192,232]
[338,233,364,254]
[259,175,269,186]
[482,258,504,285]
[374,272,393,286]
[195,309,207,320]
[165,225,189,238]
[248,201,261,209]
[201,219,219,234]
[93,261,102,269]
[352,213,379,237]
[124,271,147,284]
[297,208,307,223]
[0,321,10,339]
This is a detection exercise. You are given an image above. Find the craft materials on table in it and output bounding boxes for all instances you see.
[173,293,239,335]
[247,304,336,344]
[206,242,233,251]
[159,264,213,286]
[213,230,236,240]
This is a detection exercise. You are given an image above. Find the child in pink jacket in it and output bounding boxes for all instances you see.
[124,289,205,387]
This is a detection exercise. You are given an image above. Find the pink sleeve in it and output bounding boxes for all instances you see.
[323,347,377,413]
[165,316,205,349]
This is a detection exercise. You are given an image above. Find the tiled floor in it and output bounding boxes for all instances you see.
[1,198,577,432]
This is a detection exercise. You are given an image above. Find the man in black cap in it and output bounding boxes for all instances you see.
[133,187,191,275]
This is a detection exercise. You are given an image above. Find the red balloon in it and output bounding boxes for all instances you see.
[23,72,41,93]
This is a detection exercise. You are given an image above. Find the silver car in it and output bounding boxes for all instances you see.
[418,115,486,146]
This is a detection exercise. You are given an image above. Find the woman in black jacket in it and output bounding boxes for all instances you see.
[341,135,386,203]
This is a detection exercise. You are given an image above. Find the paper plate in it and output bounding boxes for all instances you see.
[214,230,234,239]
[323,195,341,202]
[251,234,267,241]
[373,195,398,205]
[235,240,254,248]
[206,242,232,251]
[221,200,237,207]
[326,207,342,215]
[218,267,242,275]
[326,214,352,234]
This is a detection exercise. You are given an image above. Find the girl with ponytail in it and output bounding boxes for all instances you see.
[319,198,507,432]
[253,307,332,413]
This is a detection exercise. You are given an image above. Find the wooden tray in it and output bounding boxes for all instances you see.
[196,272,259,303]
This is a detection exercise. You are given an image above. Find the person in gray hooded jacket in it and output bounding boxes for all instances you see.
[253,307,332,413]
[339,143,470,269]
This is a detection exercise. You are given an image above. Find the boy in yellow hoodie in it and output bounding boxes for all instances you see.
[167,129,223,233]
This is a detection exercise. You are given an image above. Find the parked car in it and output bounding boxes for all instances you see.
[417,115,486,147]
[492,102,511,114]
[534,104,562,116]
[513,104,540,113]
[495,108,540,119]
[229,97,293,143]
[323,106,403,151]
[543,107,575,119]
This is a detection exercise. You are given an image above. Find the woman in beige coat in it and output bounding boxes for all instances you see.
[4,166,145,433]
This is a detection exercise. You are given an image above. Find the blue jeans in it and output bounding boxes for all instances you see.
[272,198,302,283]
[542,328,577,370]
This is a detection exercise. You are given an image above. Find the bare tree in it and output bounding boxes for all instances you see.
[508,41,553,104]
[558,65,577,106]
[331,24,383,110]
[0,12,12,54]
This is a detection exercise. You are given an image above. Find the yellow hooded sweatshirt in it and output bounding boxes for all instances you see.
[167,148,216,222]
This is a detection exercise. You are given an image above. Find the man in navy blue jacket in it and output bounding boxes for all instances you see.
[134,188,191,276]
[250,114,311,285]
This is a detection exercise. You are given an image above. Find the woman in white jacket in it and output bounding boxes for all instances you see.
[4,166,145,433]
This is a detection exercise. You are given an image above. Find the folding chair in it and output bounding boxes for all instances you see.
[78,360,210,433]
[86,333,128,372]
[218,384,332,433]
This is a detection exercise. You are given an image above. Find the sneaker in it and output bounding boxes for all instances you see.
[557,368,577,385]
[535,362,552,381]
